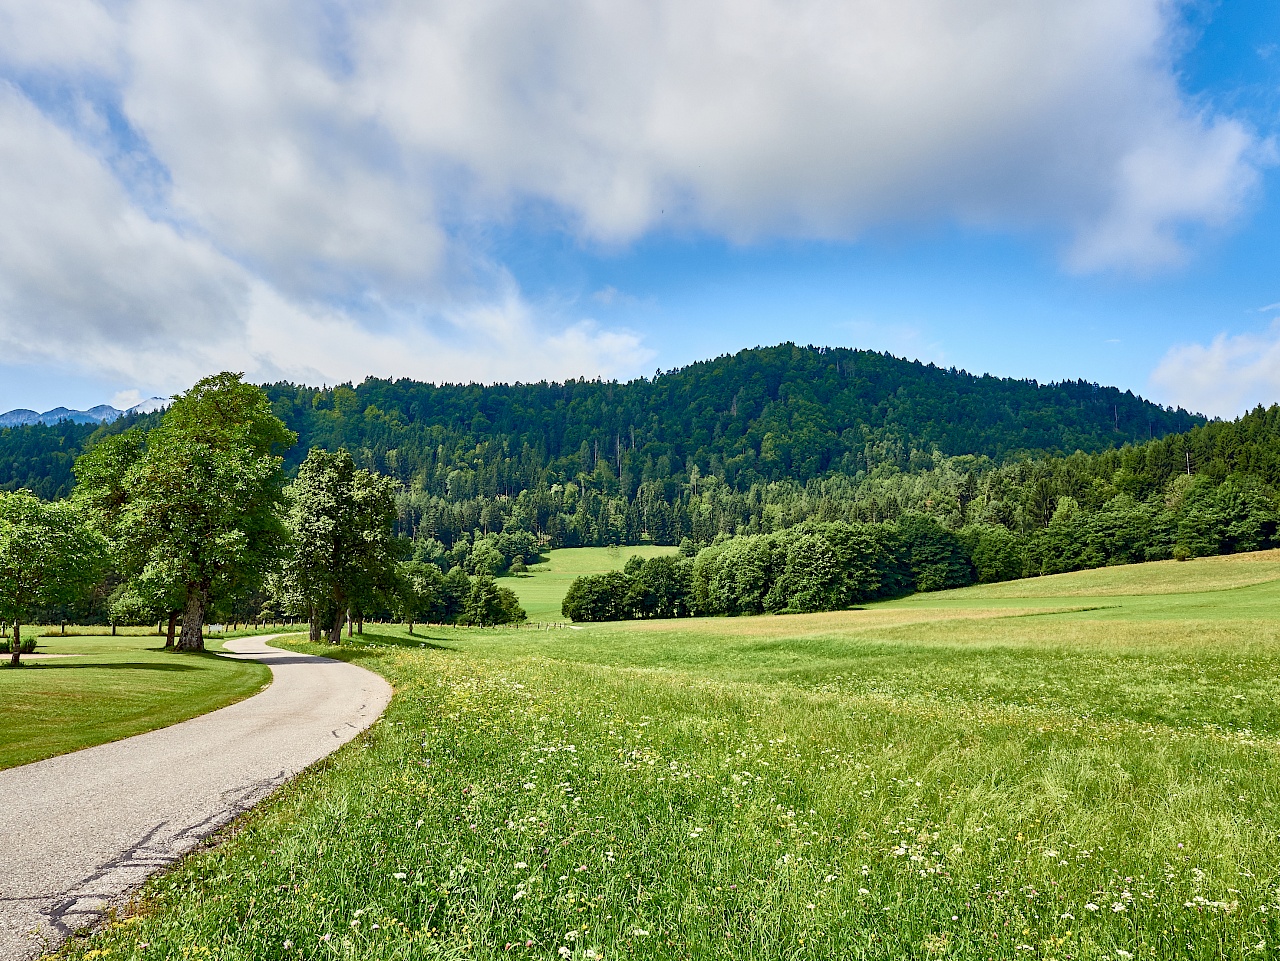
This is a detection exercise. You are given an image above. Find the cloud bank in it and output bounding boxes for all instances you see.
[1151,320,1280,418]
[0,0,1268,392]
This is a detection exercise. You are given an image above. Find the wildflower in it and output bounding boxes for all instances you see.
[513,890,525,900]
[558,948,572,958]
[584,950,601,959]
[524,783,536,790]
[1112,903,1126,913]
[515,861,529,869]
[566,930,579,941]
[1085,902,1100,912]
[1117,951,1134,959]
[283,941,293,950]
[393,872,407,880]
[632,929,649,937]
[858,888,870,895]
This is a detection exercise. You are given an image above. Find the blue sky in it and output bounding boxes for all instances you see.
[0,0,1277,418]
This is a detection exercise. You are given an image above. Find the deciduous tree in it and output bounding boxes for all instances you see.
[0,491,105,666]
[74,373,295,651]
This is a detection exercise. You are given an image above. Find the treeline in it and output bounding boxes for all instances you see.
[0,342,1203,542]
[1,375,527,666]
[560,407,1280,621]
[397,405,1280,574]
[562,468,1279,622]
[264,343,1198,500]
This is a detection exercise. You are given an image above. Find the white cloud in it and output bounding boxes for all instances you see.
[1150,322,1280,418]
[0,83,250,363]
[354,0,1265,262]
[237,281,652,388]
[0,0,120,74]
[0,0,1269,397]
[840,319,947,368]
[109,389,145,410]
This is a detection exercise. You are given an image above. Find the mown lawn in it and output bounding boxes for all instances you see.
[0,632,271,770]
[58,553,1280,960]
[505,545,679,622]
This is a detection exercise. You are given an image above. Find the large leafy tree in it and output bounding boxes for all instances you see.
[0,491,106,666]
[278,448,399,643]
[74,373,295,651]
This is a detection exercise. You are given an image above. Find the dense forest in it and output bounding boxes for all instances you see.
[4,344,1278,629]
[560,406,1280,621]
[0,344,1199,502]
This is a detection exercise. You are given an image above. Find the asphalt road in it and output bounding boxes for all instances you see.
[0,636,392,960]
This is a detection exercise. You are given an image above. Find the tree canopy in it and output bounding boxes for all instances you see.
[277,447,399,642]
[74,373,295,650]
[0,491,105,664]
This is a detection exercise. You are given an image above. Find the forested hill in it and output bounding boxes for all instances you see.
[0,344,1201,500]
[263,344,1199,494]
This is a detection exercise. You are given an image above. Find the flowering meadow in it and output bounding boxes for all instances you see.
[60,553,1280,959]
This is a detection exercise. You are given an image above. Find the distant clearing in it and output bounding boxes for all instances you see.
[506,545,679,621]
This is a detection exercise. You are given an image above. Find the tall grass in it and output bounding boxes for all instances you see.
[56,556,1280,960]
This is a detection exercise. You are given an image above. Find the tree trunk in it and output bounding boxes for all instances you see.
[8,621,20,667]
[308,604,321,643]
[357,617,363,635]
[408,620,414,635]
[347,608,353,638]
[166,611,178,648]
[178,586,206,651]
[328,605,345,645]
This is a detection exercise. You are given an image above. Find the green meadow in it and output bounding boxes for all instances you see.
[57,551,1280,960]
[506,545,679,621]
[0,631,270,770]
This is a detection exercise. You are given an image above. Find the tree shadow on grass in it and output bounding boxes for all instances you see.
[298,631,457,659]
[18,661,205,672]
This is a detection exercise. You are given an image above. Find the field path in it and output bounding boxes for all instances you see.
[0,636,392,961]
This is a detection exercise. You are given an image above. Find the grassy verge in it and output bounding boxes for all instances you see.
[0,633,272,770]
[55,555,1280,959]
[506,545,679,621]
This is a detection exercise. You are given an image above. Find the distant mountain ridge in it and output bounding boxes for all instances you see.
[0,397,168,428]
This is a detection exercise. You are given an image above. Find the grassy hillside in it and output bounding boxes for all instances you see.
[507,546,679,621]
[60,552,1280,960]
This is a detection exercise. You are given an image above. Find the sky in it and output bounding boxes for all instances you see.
[0,0,1277,418]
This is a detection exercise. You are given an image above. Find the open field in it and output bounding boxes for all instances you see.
[506,545,679,621]
[54,552,1280,960]
[0,633,271,770]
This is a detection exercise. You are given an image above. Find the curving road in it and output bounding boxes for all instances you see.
[0,636,392,961]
